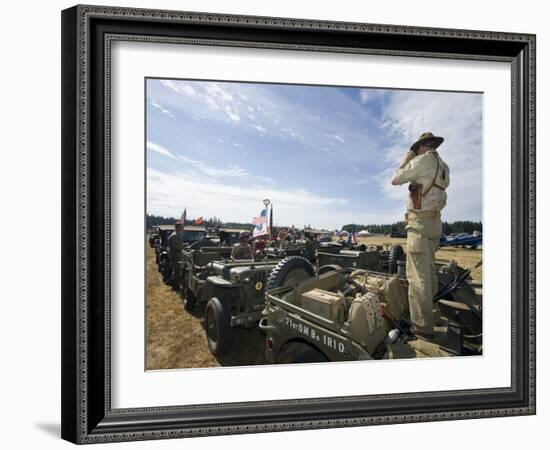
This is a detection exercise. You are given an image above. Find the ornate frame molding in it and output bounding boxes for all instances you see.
[61,5,536,444]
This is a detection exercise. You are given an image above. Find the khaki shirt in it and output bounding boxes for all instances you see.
[168,231,185,259]
[392,150,450,212]
[231,243,253,260]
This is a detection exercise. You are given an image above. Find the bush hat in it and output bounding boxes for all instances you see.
[410,132,444,152]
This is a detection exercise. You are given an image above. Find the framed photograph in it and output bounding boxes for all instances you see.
[61,5,536,444]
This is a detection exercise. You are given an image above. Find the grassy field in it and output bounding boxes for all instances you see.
[145,245,265,370]
[146,236,482,370]
[356,235,483,284]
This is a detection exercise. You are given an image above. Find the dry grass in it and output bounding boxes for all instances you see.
[146,245,265,370]
[145,245,218,369]
[356,235,483,284]
[146,236,482,370]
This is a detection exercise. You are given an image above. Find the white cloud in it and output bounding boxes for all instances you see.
[160,79,196,96]
[151,79,377,157]
[147,141,177,160]
[254,125,267,134]
[147,167,350,228]
[176,155,247,178]
[150,100,175,118]
[147,141,249,178]
[280,127,305,142]
[359,90,369,104]
[325,133,345,144]
[224,106,240,123]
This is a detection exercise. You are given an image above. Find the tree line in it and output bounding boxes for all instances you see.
[146,214,253,230]
[342,220,482,235]
[148,214,482,236]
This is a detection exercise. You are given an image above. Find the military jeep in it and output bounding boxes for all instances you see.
[155,225,208,283]
[317,244,405,275]
[200,256,315,357]
[265,243,306,259]
[154,225,175,280]
[260,260,482,364]
[180,246,234,311]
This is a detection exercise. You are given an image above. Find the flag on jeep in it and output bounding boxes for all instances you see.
[253,209,268,237]
[180,208,187,226]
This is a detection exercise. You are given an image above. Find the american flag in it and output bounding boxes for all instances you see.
[252,209,267,225]
[253,209,268,237]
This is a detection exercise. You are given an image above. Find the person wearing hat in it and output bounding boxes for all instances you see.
[391,132,450,338]
[167,221,185,289]
[231,231,254,260]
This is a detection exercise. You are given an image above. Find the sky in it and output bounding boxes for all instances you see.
[146,78,482,230]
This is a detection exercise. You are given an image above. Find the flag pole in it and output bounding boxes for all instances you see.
[262,198,271,260]
[269,203,273,242]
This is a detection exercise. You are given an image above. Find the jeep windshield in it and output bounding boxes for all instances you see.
[182,230,206,242]
[219,231,241,245]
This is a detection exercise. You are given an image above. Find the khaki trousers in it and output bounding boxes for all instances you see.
[405,216,442,334]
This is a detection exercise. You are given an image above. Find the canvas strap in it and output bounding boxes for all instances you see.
[422,154,446,197]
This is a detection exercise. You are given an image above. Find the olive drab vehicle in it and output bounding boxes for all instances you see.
[317,244,406,276]
[179,228,250,311]
[202,256,315,357]
[180,246,235,311]
[149,226,160,248]
[154,225,207,283]
[260,257,482,364]
[265,242,307,259]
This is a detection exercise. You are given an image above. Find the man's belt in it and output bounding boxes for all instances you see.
[405,210,441,220]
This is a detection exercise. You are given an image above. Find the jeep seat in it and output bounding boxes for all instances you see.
[193,247,233,267]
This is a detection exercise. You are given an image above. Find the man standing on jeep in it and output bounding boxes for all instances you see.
[167,221,185,289]
[391,132,450,338]
[231,231,254,260]
[304,232,318,264]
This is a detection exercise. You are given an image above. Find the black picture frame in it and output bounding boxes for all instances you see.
[61,4,536,444]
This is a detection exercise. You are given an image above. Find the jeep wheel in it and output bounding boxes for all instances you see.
[266,256,315,290]
[318,264,342,275]
[276,342,328,364]
[181,272,197,311]
[161,265,170,283]
[205,297,233,356]
[388,244,405,274]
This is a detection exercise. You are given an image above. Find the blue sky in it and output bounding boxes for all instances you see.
[146,79,482,229]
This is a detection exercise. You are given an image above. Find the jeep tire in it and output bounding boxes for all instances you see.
[317,264,342,275]
[388,244,405,274]
[266,256,315,290]
[276,342,328,364]
[182,271,197,312]
[205,297,233,357]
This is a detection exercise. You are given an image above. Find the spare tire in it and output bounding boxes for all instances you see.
[388,244,405,274]
[266,256,315,290]
[318,264,342,275]
[205,297,233,356]
[182,271,197,312]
